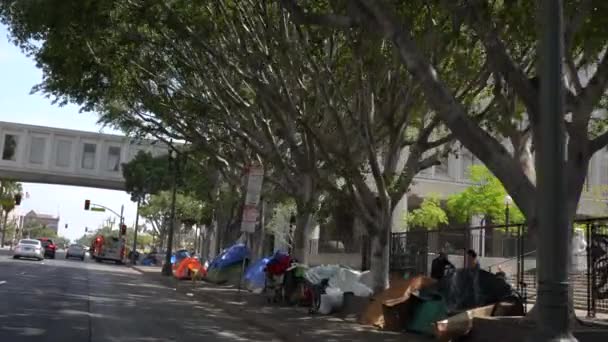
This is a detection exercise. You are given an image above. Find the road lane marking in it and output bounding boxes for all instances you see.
[0,281,6,285]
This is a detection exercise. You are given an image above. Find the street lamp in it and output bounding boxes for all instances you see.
[504,195,512,227]
[504,195,513,257]
[162,149,179,276]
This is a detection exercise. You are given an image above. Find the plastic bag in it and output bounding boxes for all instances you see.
[328,268,373,297]
[304,265,341,285]
[318,287,344,314]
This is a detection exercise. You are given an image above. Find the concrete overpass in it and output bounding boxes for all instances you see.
[0,121,168,190]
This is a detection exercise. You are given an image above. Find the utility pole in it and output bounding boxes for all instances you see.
[131,195,141,265]
[536,0,575,340]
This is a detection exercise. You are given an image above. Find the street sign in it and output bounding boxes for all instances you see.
[241,205,258,233]
[90,207,106,212]
[244,164,264,206]
[241,163,264,232]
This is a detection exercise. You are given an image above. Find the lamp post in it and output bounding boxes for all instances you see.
[162,149,179,276]
[537,0,574,339]
[504,194,512,253]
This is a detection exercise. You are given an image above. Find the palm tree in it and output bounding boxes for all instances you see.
[0,180,22,246]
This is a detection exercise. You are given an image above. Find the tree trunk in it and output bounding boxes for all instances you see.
[369,225,391,293]
[292,172,316,264]
[0,211,7,247]
[293,209,313,264]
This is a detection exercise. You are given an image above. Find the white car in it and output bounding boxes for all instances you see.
[13,239,44,261]
[66,244,86,261]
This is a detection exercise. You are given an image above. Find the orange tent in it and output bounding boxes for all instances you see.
[173,257,207,280]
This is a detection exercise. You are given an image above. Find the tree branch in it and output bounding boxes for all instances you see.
[576,51,608,119]
[590,130,608,154]
[279,0,357,29]
[455,1,539,118]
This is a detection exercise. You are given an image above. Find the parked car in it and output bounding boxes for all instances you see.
[13,239,44,261]
[66,244,86,261]
[37,238,56,259]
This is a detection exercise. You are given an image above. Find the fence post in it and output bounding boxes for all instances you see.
[586,223,593,318]
[590,224,597,318]
[519,224,525,292]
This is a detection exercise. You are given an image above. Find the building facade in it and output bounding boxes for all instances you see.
[22,210,60,234]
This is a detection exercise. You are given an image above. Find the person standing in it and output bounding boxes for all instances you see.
[431,252,455,280]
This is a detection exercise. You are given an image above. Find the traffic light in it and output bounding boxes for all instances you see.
[14,194,22,206]
[84,199,91,210]
[120,224,127,235]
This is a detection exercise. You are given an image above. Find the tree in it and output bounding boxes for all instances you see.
[447,165,525,225]
[407,196,449,230]
[0,179,22,245]
[279,0,608,229]
[125,227,153,250]
[54,236,70,248]
[266,199,297,252]
[74,234,92,247]
[0,0,457,290]
[27,226,57,239]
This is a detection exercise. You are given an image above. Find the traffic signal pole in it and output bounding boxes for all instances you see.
[85,202,124,225]
[131,197,141,265]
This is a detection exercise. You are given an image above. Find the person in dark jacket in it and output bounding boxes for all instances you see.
[431,252,455,280]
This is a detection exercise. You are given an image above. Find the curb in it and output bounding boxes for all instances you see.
[129,265,145,275]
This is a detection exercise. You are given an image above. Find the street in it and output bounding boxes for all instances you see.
[0,249,281,342]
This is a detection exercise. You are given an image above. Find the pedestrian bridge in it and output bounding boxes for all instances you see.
[0,121,168,190]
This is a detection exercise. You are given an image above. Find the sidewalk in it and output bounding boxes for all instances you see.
[131,265,430,342]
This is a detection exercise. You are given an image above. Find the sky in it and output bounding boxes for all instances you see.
[0,24,138,242]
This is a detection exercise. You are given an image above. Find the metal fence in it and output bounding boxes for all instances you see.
[390,217,608,316]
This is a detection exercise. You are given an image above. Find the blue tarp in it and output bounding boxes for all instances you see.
[208,244,249,270]
[171,249,190,265]
[244,257,271,290]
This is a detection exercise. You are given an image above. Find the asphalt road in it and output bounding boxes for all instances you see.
[0,248,281,342]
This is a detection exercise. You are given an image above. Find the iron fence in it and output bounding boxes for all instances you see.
[390,217,608,316]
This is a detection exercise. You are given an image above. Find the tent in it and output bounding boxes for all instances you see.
[244,257,271,291]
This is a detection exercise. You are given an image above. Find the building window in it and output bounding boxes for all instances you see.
[29,137,46,164]
[462,153,476,179]
[82,143,96,169]
[107,146,121,172]
[435,155,449,178]
[2,134,18,161]
[56,140,72,167]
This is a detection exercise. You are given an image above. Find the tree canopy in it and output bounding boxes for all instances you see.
[407,196,449,230]
[447,165,525,225]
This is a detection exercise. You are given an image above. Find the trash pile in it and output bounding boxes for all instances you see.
[304,265,374,314]
[170,243,523,340]
[358,269,524,339]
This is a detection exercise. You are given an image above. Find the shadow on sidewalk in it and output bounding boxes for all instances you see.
[132,265,431,342]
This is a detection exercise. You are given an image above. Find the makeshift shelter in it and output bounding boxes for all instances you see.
[358,275,437,328]
[244,257,271,291]
[205,244,250,284]
[173,257,207,280]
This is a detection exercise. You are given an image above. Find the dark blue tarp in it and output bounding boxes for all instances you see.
[171,249,190,265]
[208,244,249,270]
[420,269,514,314]
[244,257,271,290]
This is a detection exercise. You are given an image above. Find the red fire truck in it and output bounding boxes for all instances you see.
[90,234,126,264]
